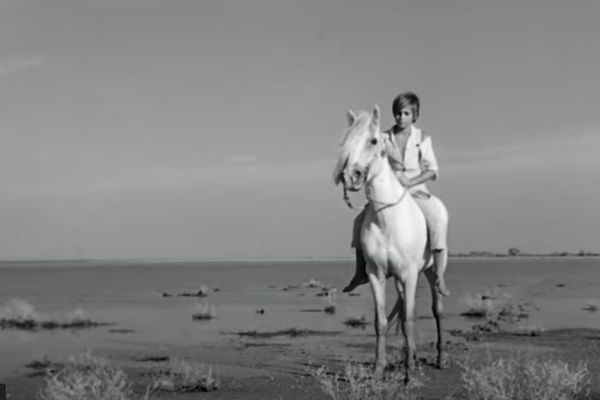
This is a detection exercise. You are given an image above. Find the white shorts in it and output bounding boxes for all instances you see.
[351,194,448,251]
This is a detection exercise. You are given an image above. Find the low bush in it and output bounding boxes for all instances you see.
[311,361,424,400]
[461,354,590,400]
[149,357,219,392]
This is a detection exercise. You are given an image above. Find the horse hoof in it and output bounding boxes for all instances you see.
[437,355,450,369]
[406,355,417,371]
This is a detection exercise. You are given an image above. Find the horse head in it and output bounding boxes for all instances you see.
[333,105,385,192]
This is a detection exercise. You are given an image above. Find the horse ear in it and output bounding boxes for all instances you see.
[372,105,380,127]
[346,110,356,126]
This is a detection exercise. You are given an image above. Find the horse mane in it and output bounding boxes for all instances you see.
[332,111,372,186]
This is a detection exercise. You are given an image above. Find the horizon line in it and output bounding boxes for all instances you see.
[0,252,598,265]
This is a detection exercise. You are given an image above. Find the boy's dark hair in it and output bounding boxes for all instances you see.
[392,92,420,122]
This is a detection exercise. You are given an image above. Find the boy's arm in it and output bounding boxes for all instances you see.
[394,170,437,188]
[396,135,439,188]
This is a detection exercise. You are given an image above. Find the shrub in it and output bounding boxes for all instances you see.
[343,317,369,328]
[303,278,325,288]
[37,352,131,400]
[461,354,589,400]
[0,298,41,327]
[311,361,423,400]
[66,308,92,325]
[582,303,598,313]
[323,288,337,314]
[521,359,589,400]
[0,299,102,330]
[150,357,218,392]
[460,289,534,337]
[460,289,513,319]
[191,302,217,320]
[26,354,56,373]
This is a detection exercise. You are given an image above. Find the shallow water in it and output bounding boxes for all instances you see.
[0,257,599,378]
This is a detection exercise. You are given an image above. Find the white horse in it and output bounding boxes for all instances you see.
[333,106,447,381]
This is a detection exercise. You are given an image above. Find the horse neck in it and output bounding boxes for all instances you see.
[365,157,406,205]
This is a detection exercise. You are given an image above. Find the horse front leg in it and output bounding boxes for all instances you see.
[368,271,387,376]
[387,280,405,336]
[402,273,418,384]
[390,279,406,371]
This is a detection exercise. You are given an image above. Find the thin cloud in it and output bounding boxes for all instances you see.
[1,157,332,197]
[227,155,257,164]
[0,56,45,75]
[443,130,600,174]
[0,0,17,8]
[81,159,329,195]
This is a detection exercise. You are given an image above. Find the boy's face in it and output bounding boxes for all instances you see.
[395,106,414,129]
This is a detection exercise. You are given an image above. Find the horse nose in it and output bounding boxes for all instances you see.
[343,168,362,188]
[345,169,362,187]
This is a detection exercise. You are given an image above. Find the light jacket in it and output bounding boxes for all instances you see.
[383,125,439,193]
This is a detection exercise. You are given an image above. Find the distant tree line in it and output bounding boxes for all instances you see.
[450,248,600,258]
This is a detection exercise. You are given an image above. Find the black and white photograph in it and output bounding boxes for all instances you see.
[1,1,599,399]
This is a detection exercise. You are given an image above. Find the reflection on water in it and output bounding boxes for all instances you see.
[0,257,598,378]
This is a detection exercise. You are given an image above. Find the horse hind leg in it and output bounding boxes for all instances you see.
[425,268,449,369]
[368,271,387,376]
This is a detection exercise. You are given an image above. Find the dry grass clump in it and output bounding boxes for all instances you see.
[1,298,41,321]
[26,354,60,377]
[37,352,219,400]
[304,278,325,288]
[66,307,92,325]
[343,316,369,328]
[180,285,210,297]
[582,303,598,313]
[323,288,337,314]
[461,354,590,400]
[0,299,104,330]
[37,352,131,400]
[149,357,219,392]
[311,361,424,400]
[459,289,535,338]
[460,289,515,319]
[511,321,546,337]
[236,327,337,338]
[27,354,54,370]
[191,301,217,321]
[162,285,211,298]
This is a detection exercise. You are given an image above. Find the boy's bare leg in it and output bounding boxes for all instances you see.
[343,248,369,293]
[433,249,450,297]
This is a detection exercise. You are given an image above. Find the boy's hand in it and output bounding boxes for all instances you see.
[396,173,412,188]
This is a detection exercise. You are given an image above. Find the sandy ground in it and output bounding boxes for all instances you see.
[5,324,600,400]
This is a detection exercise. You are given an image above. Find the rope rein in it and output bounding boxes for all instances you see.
[342,185,366,211]
[342,184,409,212]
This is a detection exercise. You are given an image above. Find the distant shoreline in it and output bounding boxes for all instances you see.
[0,253,598,266]
[450,252,600,258]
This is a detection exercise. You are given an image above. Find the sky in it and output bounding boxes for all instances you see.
[0,0,599,260]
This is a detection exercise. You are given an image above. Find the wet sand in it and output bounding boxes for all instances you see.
[5,324,600,399]
[2,258,600,399]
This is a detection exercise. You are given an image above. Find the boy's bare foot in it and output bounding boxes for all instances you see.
[342,276,369,293]
[435,277,450,297]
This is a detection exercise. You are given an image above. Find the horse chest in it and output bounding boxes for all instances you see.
[362,227,417,277]
[361,219,425,278]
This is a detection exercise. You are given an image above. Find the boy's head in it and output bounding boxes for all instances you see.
[392,92,420,124]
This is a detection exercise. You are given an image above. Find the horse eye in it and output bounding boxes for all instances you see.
[370,138,378,145]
